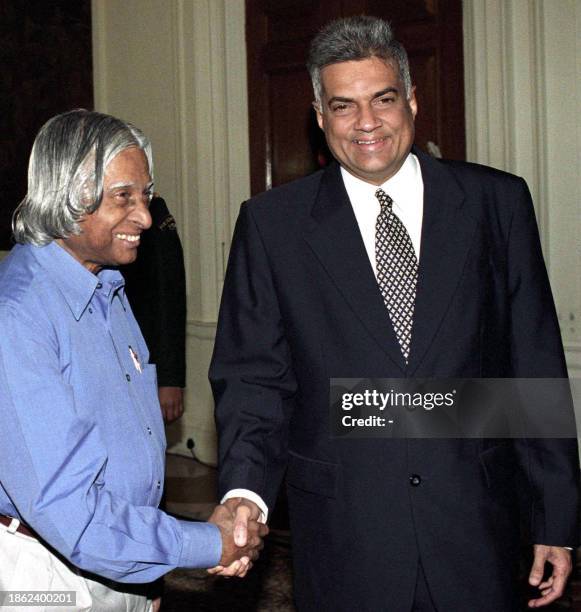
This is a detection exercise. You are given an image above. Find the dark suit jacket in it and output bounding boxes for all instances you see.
[123,197,186,388]
[210,149,580,611]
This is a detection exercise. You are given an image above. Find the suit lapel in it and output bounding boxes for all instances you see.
[303,163,407,372]
[407,149,477,374]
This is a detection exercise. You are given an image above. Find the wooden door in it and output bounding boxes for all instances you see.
[246,0,465,195]
[0,0,93,249]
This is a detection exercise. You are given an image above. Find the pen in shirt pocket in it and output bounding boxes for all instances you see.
[128,346,142,373]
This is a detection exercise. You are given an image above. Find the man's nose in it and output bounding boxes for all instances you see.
[132,200,152,230]
[355,104,381,132]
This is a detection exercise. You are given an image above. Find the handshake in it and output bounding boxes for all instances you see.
[206,497,269,578]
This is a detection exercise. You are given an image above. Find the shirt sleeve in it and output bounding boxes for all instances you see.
[0,304,220,582]
[221,489,269,522]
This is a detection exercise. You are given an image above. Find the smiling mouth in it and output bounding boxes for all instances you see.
[114,233,140,243]
[353,137,387,145]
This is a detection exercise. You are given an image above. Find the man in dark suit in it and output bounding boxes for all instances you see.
[209,16,580,610]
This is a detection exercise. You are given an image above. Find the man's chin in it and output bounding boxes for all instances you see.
[111,253,138,267]
[347,165,397,185]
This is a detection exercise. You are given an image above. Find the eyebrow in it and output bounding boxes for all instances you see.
[106,181,154,191]
[327,87,400,107]
[107,181,134,190]
[372,87,399,99]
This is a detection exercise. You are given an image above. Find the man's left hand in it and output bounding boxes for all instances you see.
[158,386,184,423]
[528,544,572,608]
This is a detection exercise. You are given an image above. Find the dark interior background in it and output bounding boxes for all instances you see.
[0,0,93,250]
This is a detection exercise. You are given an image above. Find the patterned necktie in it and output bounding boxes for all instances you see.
[374,188,418,361]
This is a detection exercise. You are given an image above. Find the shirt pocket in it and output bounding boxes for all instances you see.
[140,363,158,387]
[135,364,165,438]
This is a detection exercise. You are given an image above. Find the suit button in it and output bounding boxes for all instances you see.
[410,474,421,486]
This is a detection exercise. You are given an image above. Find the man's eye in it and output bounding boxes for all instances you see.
[378,97,395,105]
[113,192,133,206]
[332,104,349,112]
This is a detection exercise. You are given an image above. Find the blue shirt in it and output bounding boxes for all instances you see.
[0,242,221,583]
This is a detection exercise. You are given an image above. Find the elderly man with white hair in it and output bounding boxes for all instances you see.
[0,110,266,612]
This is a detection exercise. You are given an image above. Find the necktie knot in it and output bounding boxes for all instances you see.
[375,188,393,214]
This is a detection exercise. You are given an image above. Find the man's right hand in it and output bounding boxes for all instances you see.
[158,386,184,423]
[207,502,268,576]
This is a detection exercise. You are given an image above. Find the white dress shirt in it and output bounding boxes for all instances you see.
[223,153,424,522]
[342,152,424,273]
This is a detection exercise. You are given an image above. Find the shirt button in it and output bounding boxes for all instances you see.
[410,474,422,486]
[125,374,131,382]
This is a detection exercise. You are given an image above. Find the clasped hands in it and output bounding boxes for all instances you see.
[207,497,268,578]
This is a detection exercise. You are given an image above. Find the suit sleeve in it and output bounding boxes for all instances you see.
[209,203,297,511]
[507,177,581,546]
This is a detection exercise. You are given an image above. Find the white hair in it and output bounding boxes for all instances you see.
[13,109,153,245]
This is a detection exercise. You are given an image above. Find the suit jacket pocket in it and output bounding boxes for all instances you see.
[479,443,517,497]
[287,450,338,499]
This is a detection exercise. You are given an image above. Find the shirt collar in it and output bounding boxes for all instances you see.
[31,242,125,321]
[340,152,420,204]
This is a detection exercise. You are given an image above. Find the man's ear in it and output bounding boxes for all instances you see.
[408,85,418,119]
[313,101,324,130]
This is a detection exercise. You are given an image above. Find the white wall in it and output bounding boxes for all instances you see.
[91,0,581,460]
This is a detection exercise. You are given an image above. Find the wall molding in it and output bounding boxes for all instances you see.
[90,1,108,113]
[566,345,581,375]
[187,319,217,342]
[463,0,549,237]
